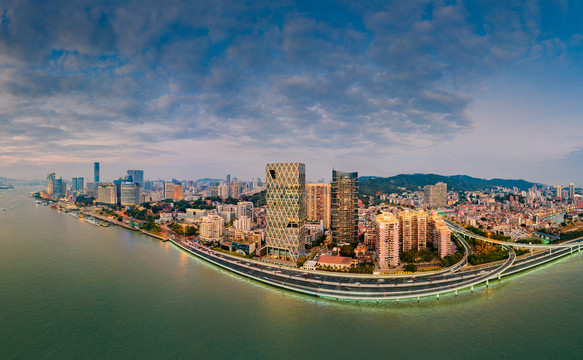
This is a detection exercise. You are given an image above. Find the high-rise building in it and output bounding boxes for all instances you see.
[237,201,254,219]
[173,184,183,201]
[429,213,451,259]
[424,182,447,208]
[234,215,252,231]
[52,177,65,199]
[374,212,400,269]
[265,162,306,261]
[569,183,575,199]
[331,170,358,244]
[555,185,562,199]
[72,177,84,192]
[200,215,224,240]
[163,182,175,200]
[126,170,144,186]
[226,174,231,183]
[94,162,100,183]
[306,183,331,230]
[398,210,427,252]
[46,172,55,195]
[97,184,117,204]
[120,182,140,206]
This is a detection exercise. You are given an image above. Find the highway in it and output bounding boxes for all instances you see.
[164,222,583,301]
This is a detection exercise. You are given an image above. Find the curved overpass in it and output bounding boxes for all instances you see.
[445,219,583,250]
[170,238,516,301]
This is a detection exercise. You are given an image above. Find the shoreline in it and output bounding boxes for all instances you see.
[45,201,583,302]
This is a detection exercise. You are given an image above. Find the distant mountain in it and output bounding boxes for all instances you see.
[195,178,227,183]
[358,174,540,195]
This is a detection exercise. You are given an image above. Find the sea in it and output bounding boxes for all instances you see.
[1,186,582,359]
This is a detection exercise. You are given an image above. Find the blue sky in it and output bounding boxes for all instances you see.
[1,0,582,185]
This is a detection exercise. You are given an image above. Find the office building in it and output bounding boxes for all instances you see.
[163,182,175,200]
[374,212,400,268]
[306,183,331,230]
[126,170,144,186]
[46,172,55,196]
[120,182,140,206]
[331,170,358,244]
[72,177,84,192]
[97,184,117,204]
[94,162,100,183]
[424,182,447,208]
[265,162,306,261]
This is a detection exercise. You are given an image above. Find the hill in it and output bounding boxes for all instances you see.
[358,174,539,195]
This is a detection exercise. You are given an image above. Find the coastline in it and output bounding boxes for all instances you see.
[43,201,583,302]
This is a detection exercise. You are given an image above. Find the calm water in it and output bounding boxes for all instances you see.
[1,187,583,359]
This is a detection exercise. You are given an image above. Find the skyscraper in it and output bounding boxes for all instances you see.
[306,183,332,230]
[555,185,562,199]
[569,183,575,199]
[72,177,84,192]
[126,170,144,186]
[265,162,306,261]
[94,162,100,183]
[226,174,231,183]
[331,170,358,245]
[46,172,55,195]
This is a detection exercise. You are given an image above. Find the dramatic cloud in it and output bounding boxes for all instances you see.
[1,0,583,182]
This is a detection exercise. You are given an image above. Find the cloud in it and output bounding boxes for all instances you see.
[0,0,582,180]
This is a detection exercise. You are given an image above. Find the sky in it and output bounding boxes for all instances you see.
[1,0,583,185]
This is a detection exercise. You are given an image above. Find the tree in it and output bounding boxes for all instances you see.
[340,245,355,258]
[404,264,417,272]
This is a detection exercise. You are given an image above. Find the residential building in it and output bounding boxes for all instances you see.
[306,183,331,230]
[429,213,451,259]
[237,201,254,219]
[424,182,447,208]
[200,215,224,240]
[398,210,427,252]
[570,183,575,199]
[234,215,252,231]
[265,162,306,261]
[374,212,400,268]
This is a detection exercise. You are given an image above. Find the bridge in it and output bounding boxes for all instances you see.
[445,219,583,250]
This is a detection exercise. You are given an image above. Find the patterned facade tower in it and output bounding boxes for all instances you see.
[265,163,306,261]
[331,170,358,245]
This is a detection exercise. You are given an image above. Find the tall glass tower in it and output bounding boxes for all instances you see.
[265,163,306,261]
[94,162,100,183]
[126,170,144,186]
[331,170,358,245]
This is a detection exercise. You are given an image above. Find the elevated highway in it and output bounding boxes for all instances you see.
[445,219,583,250]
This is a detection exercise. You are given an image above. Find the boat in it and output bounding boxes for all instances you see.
[85,217,100,226]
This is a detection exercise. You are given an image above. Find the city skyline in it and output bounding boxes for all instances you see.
[2,1,583,185]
